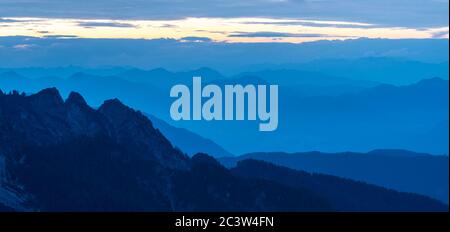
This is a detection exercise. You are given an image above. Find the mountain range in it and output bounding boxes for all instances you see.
[0,67,448,155]
[241,57,448,85]
[220,150,449,203]
[0,88,447,211]
[1,37,448,73]
[145,114,232,157]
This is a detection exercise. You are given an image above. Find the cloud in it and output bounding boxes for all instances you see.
[228,31,343,38]
[195,30,227,35]
[0,0,447,27]
[160,24,178,28]
[179,36,213,42]
[43,35,79,39]
[0,17,43,23]
[240,20,377,28]
[13,44,36,49]
[432,30,449,39]
[0,36,447,70]
[78,21,136,28]
[0,18,20,23]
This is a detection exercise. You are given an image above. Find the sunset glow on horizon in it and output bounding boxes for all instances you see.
[1,17,448,43]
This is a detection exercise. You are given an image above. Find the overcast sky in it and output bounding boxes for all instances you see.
[0,0,448,27]
[0,1,448,43]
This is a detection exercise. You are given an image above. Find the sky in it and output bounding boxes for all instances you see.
[0,0,448,43]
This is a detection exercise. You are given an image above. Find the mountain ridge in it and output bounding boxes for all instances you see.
[1,88,447,211]
[219,150,449,203]
[0,71,448,155]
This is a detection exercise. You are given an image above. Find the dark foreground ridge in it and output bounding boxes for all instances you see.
[220,150,449,203]
[0,88,447,211]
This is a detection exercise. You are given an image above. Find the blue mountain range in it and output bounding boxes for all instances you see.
[220,150,449,203]
[0,65,448,155]
[0,88,447,211]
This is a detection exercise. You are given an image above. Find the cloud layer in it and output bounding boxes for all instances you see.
[1,17,447,43]
[0,0,448,27]
[0,36,448,73]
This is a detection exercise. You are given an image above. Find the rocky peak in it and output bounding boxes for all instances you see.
[1,88,188,170]
[98,98,188,170]
[98,98,139,128]
[98,98,160,134]
[65,91,88,107]
[98,98,129,112]
[29,87,64,108]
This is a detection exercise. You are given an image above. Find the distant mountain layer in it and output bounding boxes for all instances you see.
[220,150,449,203]
[0,89,446,211]
[171,77,449,155]
[0,37,448,74]
[0,69,448,155]
[231,159,447,212]
[145,114,232,158]
[246,57,448,85]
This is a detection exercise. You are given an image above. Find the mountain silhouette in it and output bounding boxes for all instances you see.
[231,159,448,211]
[0,88,447,211]
[0,88,328,211]
[220,150,449,203]
[1,69,447,155]
[145,114,232,158]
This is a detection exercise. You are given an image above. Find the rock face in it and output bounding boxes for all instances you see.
[0,88,189,211]
[0,88,447,212]
[98,99,187,169]
[0,88,331,211]
[0,88,188,169]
